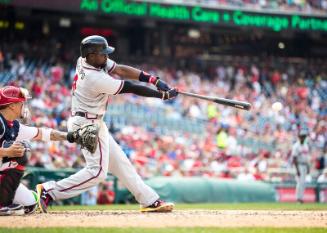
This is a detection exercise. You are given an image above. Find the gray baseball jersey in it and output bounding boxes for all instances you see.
[291,139,310,165]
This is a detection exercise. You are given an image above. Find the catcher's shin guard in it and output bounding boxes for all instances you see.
[0,142,28,206]
[0,168,24,206]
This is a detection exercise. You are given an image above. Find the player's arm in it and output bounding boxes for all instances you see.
[33,129,68,141]
[110,63,171,92]
[16,124,98,153]
[110,64,140,81]
[96,71,177,100]
[118,81,178,100]
[16,124,84,143]
[15,124,67,142]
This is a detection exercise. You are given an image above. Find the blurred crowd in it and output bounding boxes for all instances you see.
[113,56,327,183]
[0,47,326,185]
[162,0,327,14]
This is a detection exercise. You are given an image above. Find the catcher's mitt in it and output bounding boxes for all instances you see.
[67,123,99,153]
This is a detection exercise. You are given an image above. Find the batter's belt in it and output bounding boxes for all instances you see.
[72,111,103,120]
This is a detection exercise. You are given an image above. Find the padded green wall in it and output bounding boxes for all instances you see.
[146,177,276,203]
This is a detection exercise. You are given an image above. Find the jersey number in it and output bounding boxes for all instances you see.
[72,74,78,91]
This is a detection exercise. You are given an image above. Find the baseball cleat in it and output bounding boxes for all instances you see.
[140,199,174,213]
[36,184,53,213]
[0,204,25,216]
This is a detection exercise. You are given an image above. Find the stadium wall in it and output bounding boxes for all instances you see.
[25,168,327,204]
[145,177,276,203]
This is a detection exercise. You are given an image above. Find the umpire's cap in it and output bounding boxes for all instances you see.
[80,35,115,58]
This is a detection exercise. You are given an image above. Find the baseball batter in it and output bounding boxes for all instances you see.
[291,128,310,203]
[0,86,93,216]
[37,35,177,213]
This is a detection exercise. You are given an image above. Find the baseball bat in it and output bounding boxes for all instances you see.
[178,91,251,110]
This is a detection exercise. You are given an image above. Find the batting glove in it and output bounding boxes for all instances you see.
[139,71,170,92]
[162,88,179,100]
[153,78,170,92]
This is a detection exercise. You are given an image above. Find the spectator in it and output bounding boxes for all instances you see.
[97,182,115,205]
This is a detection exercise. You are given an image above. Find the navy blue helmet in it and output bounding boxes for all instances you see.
[80,35,115,58]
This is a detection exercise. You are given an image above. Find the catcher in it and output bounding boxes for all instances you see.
[0,86,98,216]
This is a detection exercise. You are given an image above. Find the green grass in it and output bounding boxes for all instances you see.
[51,202,327,211]
[1,228,326,233]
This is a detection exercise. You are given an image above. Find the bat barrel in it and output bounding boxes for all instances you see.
[214,98,251,110]
[178,91,251,110]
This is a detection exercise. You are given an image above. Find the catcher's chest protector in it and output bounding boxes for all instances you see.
[0,113,26,165]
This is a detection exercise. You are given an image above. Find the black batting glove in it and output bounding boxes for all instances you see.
[139,71,170,92]
[154,78,170,92]
[162,88,179,100]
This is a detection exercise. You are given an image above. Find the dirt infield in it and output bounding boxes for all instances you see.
[1,210,327,228]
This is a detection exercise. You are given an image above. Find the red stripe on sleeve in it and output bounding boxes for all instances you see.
[113,81,124,95]
[107,62,116,73]
[33,128,40,139]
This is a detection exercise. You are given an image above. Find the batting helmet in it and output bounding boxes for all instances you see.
[0,86,31,106]
[80,35,115,58]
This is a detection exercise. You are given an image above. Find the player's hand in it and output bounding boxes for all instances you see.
[154,78,170,92]
[162,88,178,100]
[5,142,26,158]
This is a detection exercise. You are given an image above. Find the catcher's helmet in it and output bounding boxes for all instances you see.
[80,35,115,58]
[0,86,31,106]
